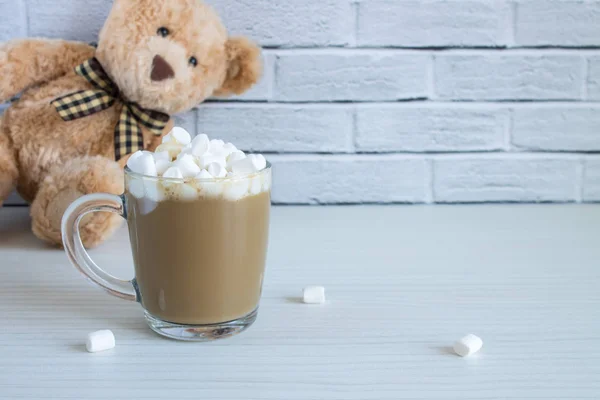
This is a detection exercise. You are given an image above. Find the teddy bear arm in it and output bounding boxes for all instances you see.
[31,155,124,248]
[0,39,96,102]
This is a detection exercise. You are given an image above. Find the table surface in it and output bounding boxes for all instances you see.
[1,205,599,399]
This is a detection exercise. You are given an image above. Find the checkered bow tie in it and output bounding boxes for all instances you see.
[51,58,170,160]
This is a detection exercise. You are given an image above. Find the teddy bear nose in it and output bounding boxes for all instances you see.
[151,55,175,82]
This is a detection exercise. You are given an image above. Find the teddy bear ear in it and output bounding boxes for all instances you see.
[214,37,262,97]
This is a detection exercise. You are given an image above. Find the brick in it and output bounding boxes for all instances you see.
[435,54,584,100]
[356,105,506,152]
[0,0,27,42]
[196,104,352,153]
[27,0,111,42]
[587,57,600,100]
[275,51,429,101]
[434,156,579,202]
[515,1,600,46]
[583,159,600,201]
[173,111,196,136]
[512,107,600,151]
[211,0,353,47]
[358,0,511,47]
[269,155,428,204]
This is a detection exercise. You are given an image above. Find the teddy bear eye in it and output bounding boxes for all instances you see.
[157,27,170,38]
[189,57,198,67]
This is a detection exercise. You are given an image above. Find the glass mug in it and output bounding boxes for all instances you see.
[62,165,272,341]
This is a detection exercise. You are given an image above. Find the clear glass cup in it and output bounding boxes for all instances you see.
[62,164,272,341]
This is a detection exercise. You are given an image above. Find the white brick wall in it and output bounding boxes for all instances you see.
[2,0,600,205]
[357,0,512,47]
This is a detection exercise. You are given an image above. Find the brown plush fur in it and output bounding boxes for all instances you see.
[0,0,261,247]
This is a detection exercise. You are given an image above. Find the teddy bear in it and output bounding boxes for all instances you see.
[0,0,262,248]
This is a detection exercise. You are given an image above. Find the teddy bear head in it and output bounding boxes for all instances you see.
[95,0,261,115]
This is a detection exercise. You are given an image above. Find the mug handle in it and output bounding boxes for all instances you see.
[61,193,137,302]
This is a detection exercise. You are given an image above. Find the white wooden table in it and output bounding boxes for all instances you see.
[1,205,599,399]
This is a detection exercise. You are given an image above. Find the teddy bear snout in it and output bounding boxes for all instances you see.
[151,55,175,82]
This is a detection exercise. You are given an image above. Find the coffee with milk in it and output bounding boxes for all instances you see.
[125,128,271,325]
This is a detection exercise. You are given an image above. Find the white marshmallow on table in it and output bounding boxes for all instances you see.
[231,154,267,175]
[190,134,210,157]
[127,152,157,177]
[303,286,326,304]
[207,162,227,178]
[453,334,483,357]
[163,127,191,146]
[86,330,115,353]
[175,154,201,178]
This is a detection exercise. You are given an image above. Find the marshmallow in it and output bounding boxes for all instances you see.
[303,286,326,304]
[197,180,224,197]
[127,152,157,176]
[163,127,191,146]
[250,176,262,195]
[155,142,184,160]
[145,180,166,202]
[128,178,146,199]
[86,330,115,353]
[255,154,267,170]
[176,148,192,160]
[155,160,171,175]
[196,169,213,180]
[226,151,246,170]
[207,162,227,178]
[197,154,227,169]
[127,126,270,201]
[209,139,225,153]
[163,166,184,180]
[190,134,210,157]
[176,183,199,201]
[453,334,483,357]
[262,172,272,192]
[127,150,145,167]
[137,196,159,215]
[153,151,170,163]
[221,142,238,157]
[223,179,250,201]
[175,154,201,178]
[231,154,267,175]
